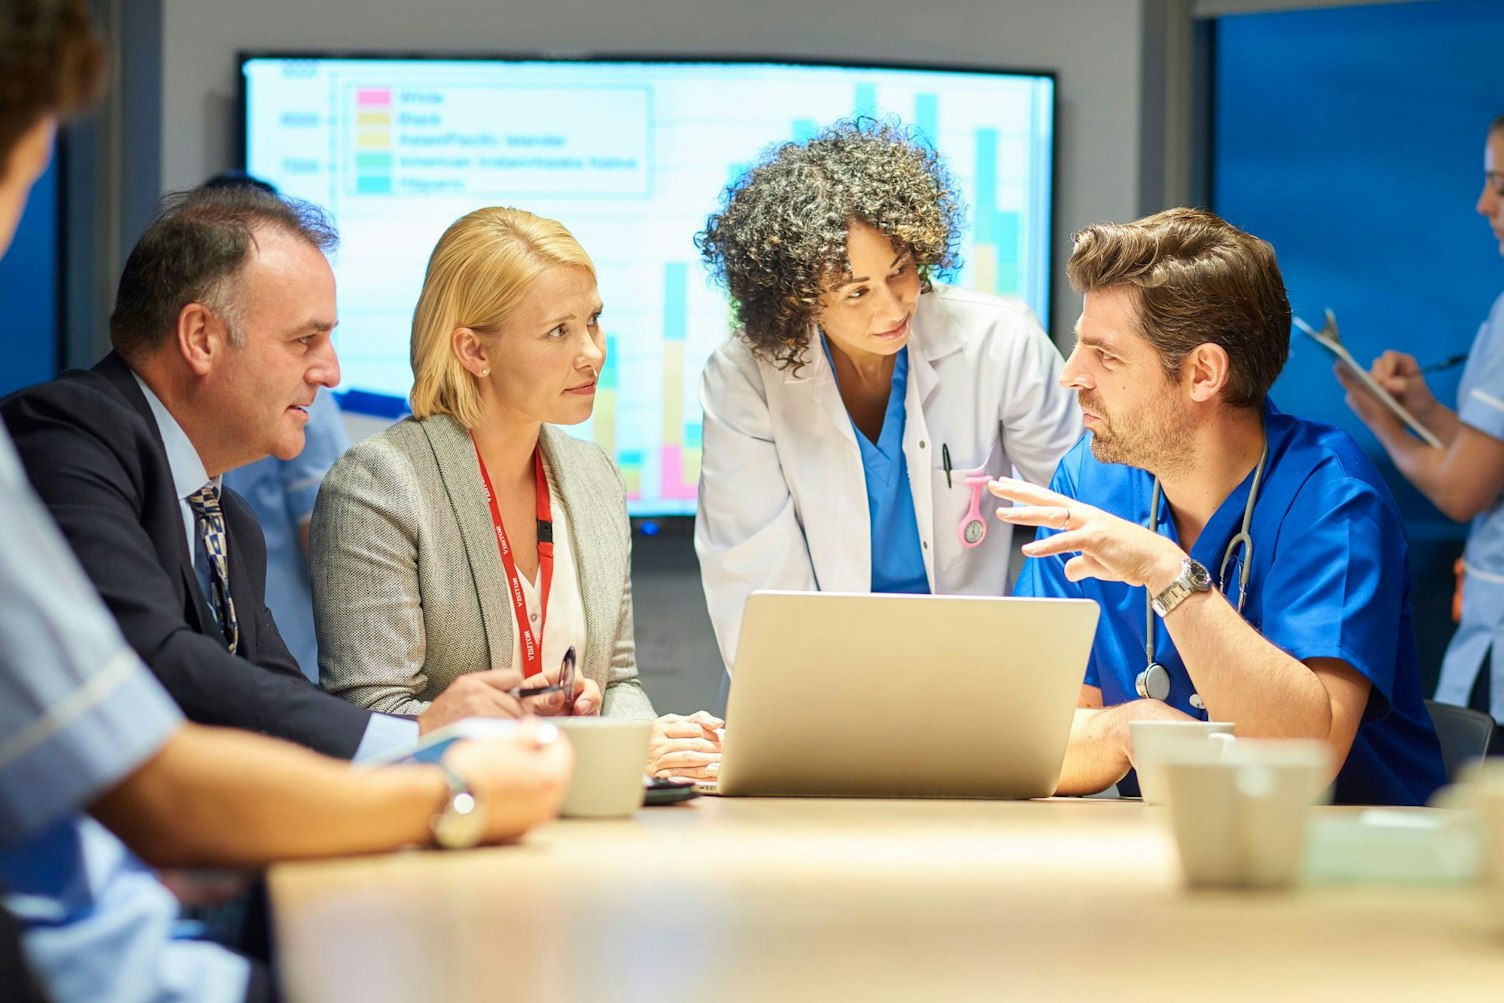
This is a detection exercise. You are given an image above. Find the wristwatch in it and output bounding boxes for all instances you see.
[1150,557,1212,618]
[430,762,486,850]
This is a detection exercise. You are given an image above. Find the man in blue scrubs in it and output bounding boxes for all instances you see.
[993,208,1445,805]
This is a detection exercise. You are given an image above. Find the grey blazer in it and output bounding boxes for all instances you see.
[310,414,655,720]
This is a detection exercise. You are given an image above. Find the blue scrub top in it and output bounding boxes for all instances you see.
[1016,401,1445,806]
[1455,292,1504,576]
[1436,292,1504,716]
[823,339,929,595]
[0,426,250,1002]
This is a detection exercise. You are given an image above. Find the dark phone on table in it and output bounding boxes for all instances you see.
[643,777,700,805]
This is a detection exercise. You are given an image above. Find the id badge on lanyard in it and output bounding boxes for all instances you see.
[472,437,555,678]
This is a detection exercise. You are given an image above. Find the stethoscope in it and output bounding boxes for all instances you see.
[1135,440,1268,709]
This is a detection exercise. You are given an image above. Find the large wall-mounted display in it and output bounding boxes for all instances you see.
[243,55,1055,515]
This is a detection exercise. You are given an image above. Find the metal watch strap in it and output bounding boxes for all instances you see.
[430,762,484,850]
[1151,558,1211,618]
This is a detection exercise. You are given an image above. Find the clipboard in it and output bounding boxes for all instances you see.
[1294,309,1444,448]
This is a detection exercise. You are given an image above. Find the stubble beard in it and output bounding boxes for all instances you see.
[1084,395,1195,480]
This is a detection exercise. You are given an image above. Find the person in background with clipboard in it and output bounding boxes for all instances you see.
[996,208,1444,806]
[1339,112,1504,734]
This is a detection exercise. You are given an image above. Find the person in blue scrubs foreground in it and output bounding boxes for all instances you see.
[1340,113,1504,727]
[0,9,571,999]
[996,208,1445,806]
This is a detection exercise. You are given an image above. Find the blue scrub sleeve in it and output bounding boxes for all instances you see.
[1457,295,1504,439]
[1257,476,1403,719]
[0,433,183,845]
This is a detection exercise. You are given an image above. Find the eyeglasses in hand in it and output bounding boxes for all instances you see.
[509,646,576,716]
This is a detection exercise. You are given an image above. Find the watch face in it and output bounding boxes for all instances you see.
[962,519,985,545]
[434,795,487,849]
[1186,559,1212,590]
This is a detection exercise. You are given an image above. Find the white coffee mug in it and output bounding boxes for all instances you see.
[1163,739,1331,889]
[1454,760,1504,923]
[552,718,652,819]
[1130,719,1236,805]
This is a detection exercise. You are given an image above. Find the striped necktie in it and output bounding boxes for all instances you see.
[186,483,240,652]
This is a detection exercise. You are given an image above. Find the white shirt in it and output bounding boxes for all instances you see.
[509,460,586,679]
[131,372,214,557]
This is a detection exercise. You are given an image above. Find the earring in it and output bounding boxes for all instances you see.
[480,368,490,377]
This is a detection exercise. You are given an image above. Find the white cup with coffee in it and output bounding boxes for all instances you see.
[552,718,652,818]
[1130,719,1236,805]
[1162,738,1331,889]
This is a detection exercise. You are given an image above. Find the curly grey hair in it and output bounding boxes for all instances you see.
[696,118,964,371]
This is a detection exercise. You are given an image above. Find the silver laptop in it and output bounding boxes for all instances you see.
[705,591,1099,799]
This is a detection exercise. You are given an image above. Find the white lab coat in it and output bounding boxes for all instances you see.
[695,284,1083,669]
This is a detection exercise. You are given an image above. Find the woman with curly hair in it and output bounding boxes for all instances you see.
[694,118,1081,669]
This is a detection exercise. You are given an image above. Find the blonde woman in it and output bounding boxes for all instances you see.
[312,207,722,779]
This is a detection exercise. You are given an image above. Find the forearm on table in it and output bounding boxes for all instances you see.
[602,672,656,719]
[361,686,432,718]
[1053,706,1132,796]
[318,666,433,717]
[90,723,444,868]
[1165,589,1334,740]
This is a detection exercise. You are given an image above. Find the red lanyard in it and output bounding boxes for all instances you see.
[472,437,554,678]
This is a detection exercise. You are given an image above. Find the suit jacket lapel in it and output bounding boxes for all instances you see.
[422,414,515,671]
[94,352,217,636]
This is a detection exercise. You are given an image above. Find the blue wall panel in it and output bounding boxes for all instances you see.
[0,158,58,396]
[1215,0,1504,683]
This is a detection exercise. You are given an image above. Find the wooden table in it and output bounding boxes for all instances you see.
[270,797,1504,1001]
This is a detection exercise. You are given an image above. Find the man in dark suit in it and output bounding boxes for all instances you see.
[3,185,540,759]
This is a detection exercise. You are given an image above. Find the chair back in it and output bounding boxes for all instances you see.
[0,902,48,1002]
[1425,699,1496,783]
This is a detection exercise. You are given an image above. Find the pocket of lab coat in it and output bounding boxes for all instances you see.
[930,449,998,567]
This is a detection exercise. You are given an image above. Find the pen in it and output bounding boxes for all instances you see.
[1419,353,1469,375]
[941,443,952,488]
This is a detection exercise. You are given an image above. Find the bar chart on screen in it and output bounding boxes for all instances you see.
[245,56,1055,515]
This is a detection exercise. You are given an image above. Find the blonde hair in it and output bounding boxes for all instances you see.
[409,207,596,427]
